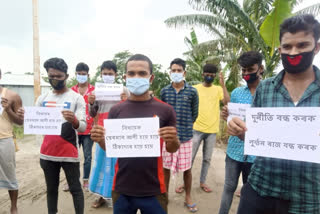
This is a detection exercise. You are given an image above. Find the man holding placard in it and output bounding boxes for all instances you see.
[70,62,95,191]
[89,60,129,117]
[36,58,86,214]
[218,51,263,214]
[91,54,180,214]
[0,68,24,214]
[88,60,129,208]
[160,58,199,212]
[228,14,320,214]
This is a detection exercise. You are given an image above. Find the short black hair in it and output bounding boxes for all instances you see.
[76,62,89,73]
[237,51,263,68]
[100,61,117,73]
[203,64,218,73]
[44,57,68,73]
[126,54,153,74]
[280,14,320,42]
[170,58,186,70]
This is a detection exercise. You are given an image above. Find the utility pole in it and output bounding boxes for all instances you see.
[33,0,40,102]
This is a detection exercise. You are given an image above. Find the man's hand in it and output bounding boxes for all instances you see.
[17,107,24,121]
[91,125,106,150]
[61,110,75,123]
[219,72,225,86]
[1,98,13,112]
[159,126,180,153]
[88,94,96,105]
[227,117,247,140]
[221,105,229,122]
[120,93,128,101]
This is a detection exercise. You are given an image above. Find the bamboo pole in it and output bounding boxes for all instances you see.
[33,0,40,102]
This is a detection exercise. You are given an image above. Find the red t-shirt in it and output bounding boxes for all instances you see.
[71,83,95,135]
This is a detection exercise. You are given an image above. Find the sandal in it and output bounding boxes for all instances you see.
[175,185,185,193]
[184,202,198,213]
[200,184,212,193]
[91,197,106,208]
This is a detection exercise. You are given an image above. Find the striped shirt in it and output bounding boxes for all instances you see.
[226,86,255,163]
[248,66,320,214]
[160,82,199,142]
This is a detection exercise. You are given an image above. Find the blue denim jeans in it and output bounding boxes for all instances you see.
[112,192,168,214]
[218,155,253,214]
[191,130,216,184]
[78,135,93,180]
[237,183,289,214]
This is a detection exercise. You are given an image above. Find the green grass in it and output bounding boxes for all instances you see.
[13,125,24,139]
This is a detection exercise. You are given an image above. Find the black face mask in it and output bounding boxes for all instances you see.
[242,70,259,83]
[281,48,315,74]
[204,75,214,84]
[49,79,66,91]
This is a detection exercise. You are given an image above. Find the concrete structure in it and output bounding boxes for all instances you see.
[1,73,51,106]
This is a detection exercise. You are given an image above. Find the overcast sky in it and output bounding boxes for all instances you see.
[0,0,319,77]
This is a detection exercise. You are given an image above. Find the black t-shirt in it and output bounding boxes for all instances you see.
[109,97,176,196]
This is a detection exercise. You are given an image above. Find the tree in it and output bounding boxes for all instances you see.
[165,0,320,89]
[150,64,171,98]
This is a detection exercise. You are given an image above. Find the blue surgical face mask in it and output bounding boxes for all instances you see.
[102,75,115,84]
[170,72,184,83]
[76,74,88,84]
[126,77,150,96]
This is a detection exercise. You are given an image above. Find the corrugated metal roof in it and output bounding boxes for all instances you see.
[0,74,51,86]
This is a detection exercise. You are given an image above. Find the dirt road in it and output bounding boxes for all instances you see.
[0,136,240,214]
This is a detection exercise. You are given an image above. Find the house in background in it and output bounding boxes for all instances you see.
[1,73,51,106]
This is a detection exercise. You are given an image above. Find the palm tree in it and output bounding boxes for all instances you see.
[165,0,320,89]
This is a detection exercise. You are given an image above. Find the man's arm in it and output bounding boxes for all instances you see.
[160,88,165,102]
[191,89,199,122]
[91,125,106,150]
[2,92,24,125]
[219,72,230,105]
[159,126,180,153]
[72,96,87,132]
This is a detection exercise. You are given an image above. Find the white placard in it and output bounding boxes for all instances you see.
[104,117,160,158]
[24,107,63,135]
[245,107,320,163]
[227,103,251,123]
[95,83,123,101]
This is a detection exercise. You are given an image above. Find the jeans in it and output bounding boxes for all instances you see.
[112,192,168,214]
[191,130,216,184]
[237,183,290,214]
[218,155,253,214]
[78,135,93,180]
[40,159,84,214]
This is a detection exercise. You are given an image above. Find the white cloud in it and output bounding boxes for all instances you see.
[0,0,319,77]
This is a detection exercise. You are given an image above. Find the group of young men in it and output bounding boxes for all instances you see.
[1,13,320,214]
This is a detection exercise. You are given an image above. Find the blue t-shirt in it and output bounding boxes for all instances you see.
[226,86,255,163]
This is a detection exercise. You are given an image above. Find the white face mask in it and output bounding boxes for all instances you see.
[76,74,88,84]
[126,77,150,96]
[170,72,184,83]
[102,75,115,84]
